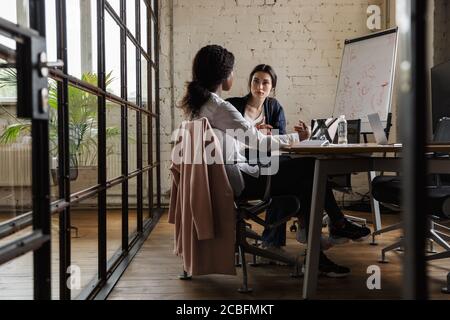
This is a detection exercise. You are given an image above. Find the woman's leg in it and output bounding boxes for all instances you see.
[270,156,369,241]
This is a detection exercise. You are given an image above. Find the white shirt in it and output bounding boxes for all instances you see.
[196,93,299,178]
[244,107,265,127]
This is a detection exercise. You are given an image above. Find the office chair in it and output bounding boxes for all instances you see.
[230,158,303,292]
[370,117,450,293]
[178,148,302,293]
[371,117,450,245]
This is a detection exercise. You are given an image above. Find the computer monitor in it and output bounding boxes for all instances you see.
[431,60,450,132]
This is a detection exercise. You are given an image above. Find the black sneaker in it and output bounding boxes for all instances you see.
[319,252,350,278]
[329,219,371,244]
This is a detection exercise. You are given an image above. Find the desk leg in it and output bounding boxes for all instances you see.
[368,171,382,231]
[303,159,327,299]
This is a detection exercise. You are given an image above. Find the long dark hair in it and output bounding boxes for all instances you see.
[248,64,278,92]
[180,45,235,118]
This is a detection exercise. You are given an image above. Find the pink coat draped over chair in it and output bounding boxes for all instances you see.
[168,118,236,276]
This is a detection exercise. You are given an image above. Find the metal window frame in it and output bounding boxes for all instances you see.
[0,0,51,300]
[399,0,429,299]
[0,0,162,300]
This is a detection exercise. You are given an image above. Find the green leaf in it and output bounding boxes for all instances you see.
[0,123,31,144]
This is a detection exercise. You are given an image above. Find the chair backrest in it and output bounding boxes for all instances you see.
[433,117,450,143]
[432,117,450,186]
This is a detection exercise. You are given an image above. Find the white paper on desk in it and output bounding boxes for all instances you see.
[298,140,330,146]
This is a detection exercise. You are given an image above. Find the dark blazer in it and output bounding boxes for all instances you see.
[226,94,287,135]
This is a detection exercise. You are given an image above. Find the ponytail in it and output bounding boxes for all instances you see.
[179,45,235,118]
[180,80,212,119]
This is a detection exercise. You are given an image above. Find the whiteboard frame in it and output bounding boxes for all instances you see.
[332,27,399,131]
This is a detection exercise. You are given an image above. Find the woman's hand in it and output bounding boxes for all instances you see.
[255,117,273,135]
[256,123,273,135]
[294,120,311,141]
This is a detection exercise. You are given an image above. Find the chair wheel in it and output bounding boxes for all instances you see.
[238,287,253,293]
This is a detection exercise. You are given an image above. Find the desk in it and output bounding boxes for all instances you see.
[281,143,450,299]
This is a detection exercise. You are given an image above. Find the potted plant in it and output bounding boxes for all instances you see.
[0,70,120,193]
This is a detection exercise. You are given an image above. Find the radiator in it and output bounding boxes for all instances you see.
[0,144,32,187]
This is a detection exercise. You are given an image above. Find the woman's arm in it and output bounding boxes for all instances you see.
[270,99,287,135]
[214,100,299,149]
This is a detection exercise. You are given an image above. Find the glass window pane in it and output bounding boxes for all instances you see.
[105,13,122,96]
[0,0,30,27]
[107,0,120,15]
[51,214,60,300]
[140,0,147,51]
[128,110,137,173]
[66,0,98,80]
[151,66,156,113]
[143,170,150,222]
[141,55,148,109]
[151,16,156,61]
[107,183,122,263]
[150,0,154,14]
[0,250,33,300]
[0,59,32,222]
[128,177,137,239]
[151,116,156,165]
[126,0,136,36]
[48,78,59,202]
[152,167,157,209]
[45,0,57,63]
[106,101,121,181]
[70,195,99,299]
[127,39,137,103]
[143,115,149,165]
[68,87,98,194]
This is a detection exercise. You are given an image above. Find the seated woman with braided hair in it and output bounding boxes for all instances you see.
[179,44,370,278]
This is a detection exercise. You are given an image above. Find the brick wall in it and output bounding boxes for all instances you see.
[158,0,385,201]
[434,0,450,66]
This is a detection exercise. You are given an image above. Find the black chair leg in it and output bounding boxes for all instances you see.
[237,245,252,293]
[248,239,260,267]
[235,251,242,267]
[70,225,79,238]
[179,269,192,280]
[442,272,450,294]
[290,256,303,279]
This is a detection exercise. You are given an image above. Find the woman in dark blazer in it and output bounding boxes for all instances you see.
[227,64,288,135]
[226,65,294,257]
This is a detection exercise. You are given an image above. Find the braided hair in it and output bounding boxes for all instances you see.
[180,45,235,118]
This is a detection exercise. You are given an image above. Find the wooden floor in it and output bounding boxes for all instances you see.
[1,209,450,300]
[0,209,139,300]
[108,211,450,300]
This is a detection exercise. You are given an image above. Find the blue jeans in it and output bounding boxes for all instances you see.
[241,156,345,247]
[261,205,287,247]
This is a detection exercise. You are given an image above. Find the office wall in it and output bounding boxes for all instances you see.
[158,0,386,201]
[434,0,450,66]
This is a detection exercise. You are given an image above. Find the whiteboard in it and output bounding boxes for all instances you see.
[333,28,398,131]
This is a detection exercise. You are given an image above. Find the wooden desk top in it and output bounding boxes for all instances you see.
[281,143,450,155]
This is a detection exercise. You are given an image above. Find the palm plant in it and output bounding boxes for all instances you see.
[0,69,120,168]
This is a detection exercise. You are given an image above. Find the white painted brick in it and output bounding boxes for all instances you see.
[157,0,387,197]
